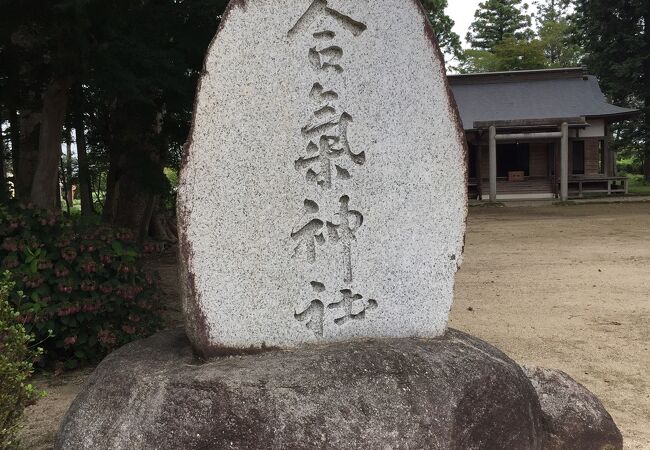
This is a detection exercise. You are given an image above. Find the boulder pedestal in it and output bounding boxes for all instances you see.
[55,329,621,450]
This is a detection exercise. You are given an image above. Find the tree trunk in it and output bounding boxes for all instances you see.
[56,168,62,209]
[9,108,20,184]
[74,114,94,215]
[30,78,72,209]
[15,108,41,200]
[104,152,159,241]
[102,141,121,223]
[150,202,178,242]
[0,129,7,201]
[60,156,70,213]
[644,114,650,183]
[65,127,73,206]
[103,107,167,241]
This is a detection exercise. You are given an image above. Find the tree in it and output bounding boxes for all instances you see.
[0,128,7,201]
[0,0,229,239]
[574,0,649,180]
[72,89,94,216]
[85,0,228,240]
[462,37,546,72]
[0,0,84,208]
[466,0,533,51]
[462,0,547,72]
[420,0,465,70]
[535,0,581,67]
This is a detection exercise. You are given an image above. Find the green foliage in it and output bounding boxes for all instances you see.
[0,203,162,368]
[0,0,228,219]
[618,157,643,175]
[163,168,179,211]
[0,273,45,450]
[462,37,546,72]
[79,0,229,177]
[535,0,582,67]
[573,0,649,178]
[574,0,647,102]
[626,174,650,195]
[466,0,533,51]
[537,20,580,67]
[461,0,580,72]
[420,0,465,70]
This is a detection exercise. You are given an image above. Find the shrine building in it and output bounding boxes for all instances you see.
[448,67,638,201]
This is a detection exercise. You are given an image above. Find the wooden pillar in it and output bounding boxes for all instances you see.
[604,122,616,177]
[476,139,483,199]
[489,125,497,202]
[560,122,569,201]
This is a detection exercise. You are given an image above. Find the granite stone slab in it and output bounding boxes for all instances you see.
[178,0,467,354]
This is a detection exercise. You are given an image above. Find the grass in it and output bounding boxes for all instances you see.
[61,198,82,215]
[627,174,650,195]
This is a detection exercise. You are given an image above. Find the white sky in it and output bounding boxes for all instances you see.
[446,0,483,47]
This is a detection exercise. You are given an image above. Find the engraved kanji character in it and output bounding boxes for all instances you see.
[295,281,327,336]
[288,0,367,38]
[309,82,338,103]
[326,195,364,283]
[296,109,365,189]
[291,200,325,263]
[308,46,343,73]
[328,289,377,325]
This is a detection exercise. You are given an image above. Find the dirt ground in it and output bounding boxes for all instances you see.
[18,202,650,449]
[450,202,650,450]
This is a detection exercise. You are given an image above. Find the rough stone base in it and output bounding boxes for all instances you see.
[524,366,623,450]
[55,329,621,450]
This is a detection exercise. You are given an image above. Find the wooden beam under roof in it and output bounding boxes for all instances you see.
[473,117,587,130]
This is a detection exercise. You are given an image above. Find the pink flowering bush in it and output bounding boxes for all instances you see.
[0,203,162,368]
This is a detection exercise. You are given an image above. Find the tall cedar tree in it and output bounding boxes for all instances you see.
[87,0,227,239]
[462,0,546,72]
[466,0,533,50]
[421,0,465,70]
[0,0,82,208]
[0,0,227,239]
[535,0,581,67]
[574,0,649,179]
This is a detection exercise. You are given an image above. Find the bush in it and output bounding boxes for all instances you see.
[0,273,44,449]
[0,203,162,368]
[617,157,643,175]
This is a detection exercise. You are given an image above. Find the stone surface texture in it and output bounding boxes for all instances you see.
[523,366,623,450]
[178,0,467,354]
[56,329,545,450]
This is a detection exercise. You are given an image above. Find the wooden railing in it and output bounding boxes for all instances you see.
[560,176,629,197]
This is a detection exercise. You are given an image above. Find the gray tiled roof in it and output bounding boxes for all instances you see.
[448,69,638,130]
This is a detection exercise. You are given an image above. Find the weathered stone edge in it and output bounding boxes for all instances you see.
[177,0,253,358]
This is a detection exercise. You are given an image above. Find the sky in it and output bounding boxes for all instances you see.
[446,0,483,47]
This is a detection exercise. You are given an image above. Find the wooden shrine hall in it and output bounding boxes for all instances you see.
[448,68,639,201]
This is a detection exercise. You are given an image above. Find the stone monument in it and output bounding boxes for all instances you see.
[55,1,623,449]
[177,0,467,355]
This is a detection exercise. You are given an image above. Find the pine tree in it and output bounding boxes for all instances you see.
[466,0,533,51]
